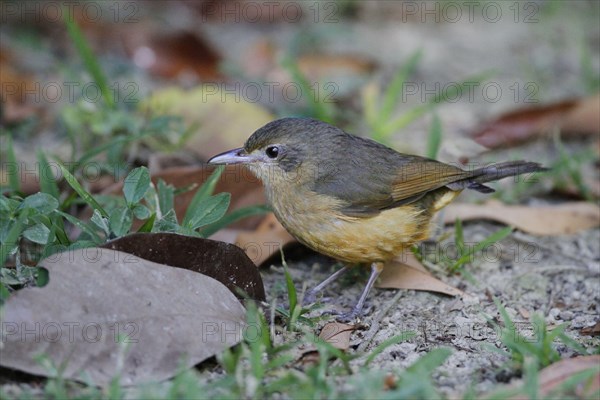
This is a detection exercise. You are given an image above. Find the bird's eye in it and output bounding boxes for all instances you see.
[265,146,279,159]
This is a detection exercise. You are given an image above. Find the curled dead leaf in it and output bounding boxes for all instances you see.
[443,200,600,236]
[473,95,600,149]
[101,233,265,301]
[377,255,467,298]
[487,355,600,399]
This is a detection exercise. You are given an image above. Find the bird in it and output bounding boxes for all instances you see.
[208,117,546,321]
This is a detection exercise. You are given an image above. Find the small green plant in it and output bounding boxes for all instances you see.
[449,220,513,276]
[61,15,189,180]
[480,299,594,399]
[551,134,597,202]
[580,38,600,93]
[393,348,452,399]
[275,250,321,330]
[415,219,513,283]
[426,113,443,159]
[362,49,491,147]
[486,298,589,371]
[281,57,337,124]
[495,133,596,204]
[0,163,267,291]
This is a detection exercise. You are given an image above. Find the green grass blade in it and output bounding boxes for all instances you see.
[58,163,108,218]
[426,113,442,159]
[281,249,298,330]
[385,72,493,136]
[183,166,224,226]
[37,150,60,200]
[380,49,423,121]
[282,57,334,123]
[364,332,416,367]
[406,348,452,373]
[455,218,464,257]
[64,14,114,108]
[55,210,103,244]
[452,226,513,270]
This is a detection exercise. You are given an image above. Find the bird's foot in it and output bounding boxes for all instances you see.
[333,307,363,323]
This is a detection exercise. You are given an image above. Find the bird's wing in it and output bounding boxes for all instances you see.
[312,153,472,218]
[389,157,470,202]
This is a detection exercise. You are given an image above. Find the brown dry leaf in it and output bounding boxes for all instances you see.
[0,248,246,386]
[377,258,467,298]
[0,47,39,123]
[319,322,356,350]
[235,213,295,266]
[297,54,377,82]
[443,200,600,235]
[493,355,600,399]
[101,233,265,301]
[536,356,600,397]
[383,373,398,390]
[473,95,600,149]
[124,30,222,81]
[581,321,600,337]
[518,307,531,319]
[142,87,274,160]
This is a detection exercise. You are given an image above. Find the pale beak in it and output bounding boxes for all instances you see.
[207,147,251,165]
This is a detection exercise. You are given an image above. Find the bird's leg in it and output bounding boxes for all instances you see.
[336,262,384,322]
[302,265,349,306]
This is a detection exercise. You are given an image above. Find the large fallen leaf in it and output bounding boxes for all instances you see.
[473,95,600,148]
[101,233,265,301]
[377,255,466,298]
[0,248,246,386]
[443,201,600,235]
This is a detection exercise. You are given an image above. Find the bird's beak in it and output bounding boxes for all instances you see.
[207,147,251,165]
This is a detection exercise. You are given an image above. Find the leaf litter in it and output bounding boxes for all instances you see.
[0,248,247,386]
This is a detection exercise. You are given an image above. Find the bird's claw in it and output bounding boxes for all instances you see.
[333,307,363,323]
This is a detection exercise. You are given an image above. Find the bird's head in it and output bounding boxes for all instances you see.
[208,117,343,190]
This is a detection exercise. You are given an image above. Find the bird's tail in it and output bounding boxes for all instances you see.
[448,161,548,194]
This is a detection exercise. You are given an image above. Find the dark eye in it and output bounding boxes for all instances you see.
[265,146,279,159]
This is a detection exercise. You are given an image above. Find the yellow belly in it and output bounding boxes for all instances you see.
[269,188,459,264]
